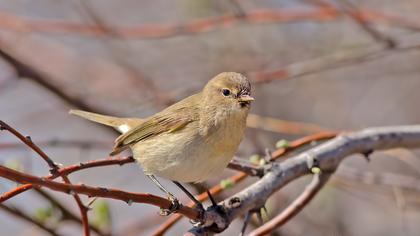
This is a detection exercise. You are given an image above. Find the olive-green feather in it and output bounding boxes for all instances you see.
[110,94,201,155]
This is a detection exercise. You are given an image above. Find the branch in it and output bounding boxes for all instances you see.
[0,120,58,171]
[151,132,337,235]
[34,189,108,236]
[185,125,420,234]
[0,8,418,39]
[246,114,332,135]
[249,172,332,236]
[0,156,135,202]
[0,165,199,220]
[0,203,61,236]
[0,120,118,236]
[335,0,395,48]
[334,165,420,192]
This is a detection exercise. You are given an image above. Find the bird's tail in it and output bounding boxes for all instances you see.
[69,109,143,134]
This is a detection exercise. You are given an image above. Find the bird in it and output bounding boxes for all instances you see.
[69,72,254,214]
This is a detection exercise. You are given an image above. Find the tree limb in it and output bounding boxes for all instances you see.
[249,172,332,236]
[185,125,420,235]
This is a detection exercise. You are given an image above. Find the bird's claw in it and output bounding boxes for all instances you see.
[159,196,180,216]
[189,202,207,225]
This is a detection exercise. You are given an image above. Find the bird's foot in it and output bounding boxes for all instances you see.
[159,196,180,216]
[189,202,206,225]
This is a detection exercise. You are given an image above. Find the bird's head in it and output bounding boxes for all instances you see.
[203,72,254,113]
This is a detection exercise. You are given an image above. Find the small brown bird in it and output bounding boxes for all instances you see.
[70,72,253,212]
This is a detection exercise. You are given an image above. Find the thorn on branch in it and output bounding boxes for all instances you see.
[25,136,32,143]
[99,187,109,192]
[49,167,59,175]
[362,149,373,162]
[264,148,273,162]
[240,211,252,236]
[126,199,133,206]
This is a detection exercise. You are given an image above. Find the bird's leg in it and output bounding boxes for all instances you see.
[172,181,204,212]
[206,189,217,207]
[147,175,180,215]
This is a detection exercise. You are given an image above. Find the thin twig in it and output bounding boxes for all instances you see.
[0,203,61,236]
[334,165,420,192]
[0,120,58,172]
[239,211,252,236]
[1,120,95,236]
[0,165,200,220]
[249,172,332,236]
[335,0,396,48]
[34,189,108,236]
[246,114,332,135]
[0,8,418,39]
[0,156,135,202]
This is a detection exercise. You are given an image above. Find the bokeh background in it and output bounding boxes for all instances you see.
[1,0,420,235]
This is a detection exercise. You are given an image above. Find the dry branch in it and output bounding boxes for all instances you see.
[0,203,61,236]
[151,132,337,236]
[0,165,200,220]
[185,125,420,235]
[3,120,420,235]
[249,173,332,236]
[0,7,418,39]
[0,156,135,202]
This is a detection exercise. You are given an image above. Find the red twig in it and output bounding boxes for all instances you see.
[0,120,57,171]
[270,131,339,160]
[0,7,418,39]
[61,175,90,236]
[248,173,332,236]
[0,165,199,220]
[0,156,135,202]
[1,120,101,236]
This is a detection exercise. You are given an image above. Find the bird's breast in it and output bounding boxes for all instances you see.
[132,110,247,182]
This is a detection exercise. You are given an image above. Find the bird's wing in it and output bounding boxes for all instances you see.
[110,94,200,155]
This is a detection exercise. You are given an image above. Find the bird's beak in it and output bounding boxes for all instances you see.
[238,95,255,102]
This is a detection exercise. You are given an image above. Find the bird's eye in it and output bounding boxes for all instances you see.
[222,89,231,96]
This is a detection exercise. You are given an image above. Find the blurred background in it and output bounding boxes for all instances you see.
[1,0,420,235]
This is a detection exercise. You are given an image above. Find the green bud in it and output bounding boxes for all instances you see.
[92,200,111,230]
[5,159,23,172]
[311,167,322,174]
[34,206,53,223]
[275,139,289,149]
[249,154,261,165]
[220,179,234,189]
